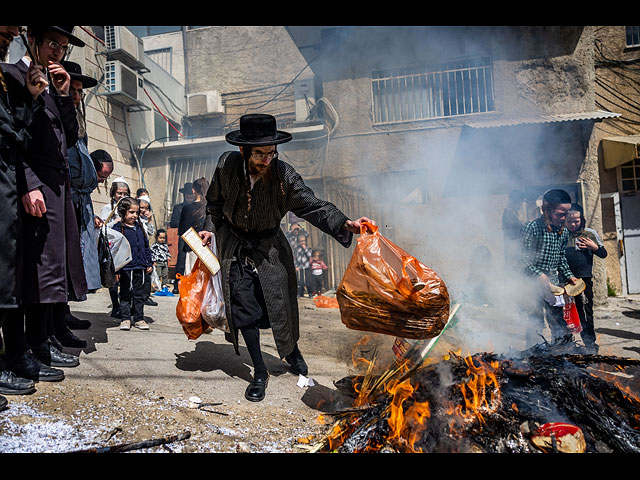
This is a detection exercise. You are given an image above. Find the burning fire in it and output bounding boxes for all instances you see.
[386,377,431,452]
[445,353,502,435]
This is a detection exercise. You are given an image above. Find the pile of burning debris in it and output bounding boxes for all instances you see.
[312,335,640,453]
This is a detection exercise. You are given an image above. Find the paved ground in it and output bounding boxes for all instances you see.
[0,289,638,453]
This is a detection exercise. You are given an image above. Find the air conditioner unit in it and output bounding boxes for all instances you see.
[187,90,225,116]
[104,26,146,72]
[102,60,146,108]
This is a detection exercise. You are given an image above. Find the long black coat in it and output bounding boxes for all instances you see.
[204,151,353,359]
[1,61,87,304]
[0,66,41,308]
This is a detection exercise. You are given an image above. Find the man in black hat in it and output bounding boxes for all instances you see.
[170,182,194,293]
[44,61,100,349]
[0,26,86,380]
[0,25,46,409]
[199,113,374,402]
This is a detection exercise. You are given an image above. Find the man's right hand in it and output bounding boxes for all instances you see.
[26,64,48,98]
[22,188,46,217]
[198,230,212,246]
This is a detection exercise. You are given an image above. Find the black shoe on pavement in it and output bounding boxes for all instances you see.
[31,341,79,368]
[66,314,91,330]
[3,351,65,382]
[0,369,36,395]
[110,307,121,319]
[58,331,87,349]
[244,373,269,402]
[144,299,158,306]
[0,395,7,412]
[48,335,65,352]
[285,345,308,377]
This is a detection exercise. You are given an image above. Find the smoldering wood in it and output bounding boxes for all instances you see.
[318,338,640,453]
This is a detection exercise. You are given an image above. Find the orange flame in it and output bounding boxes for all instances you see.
[385,378,431,452]
[446,354,502,435]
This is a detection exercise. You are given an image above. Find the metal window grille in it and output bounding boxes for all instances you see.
[626,26,640,47]
[620,158,640,192]
[372,57,495,125]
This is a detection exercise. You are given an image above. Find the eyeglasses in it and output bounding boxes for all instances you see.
[69,88,85,99]
[251,151,278,161]
[44,38,69,54]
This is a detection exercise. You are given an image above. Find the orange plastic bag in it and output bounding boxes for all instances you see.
[313,295,339,309]
[336,222,450,340]
[175,258,211,340]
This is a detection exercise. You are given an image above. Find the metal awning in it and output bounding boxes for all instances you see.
[602,135,640,170]
[465,110,621,129]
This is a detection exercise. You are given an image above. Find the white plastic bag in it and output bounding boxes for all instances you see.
[105,227,132,271]
[200,235,227,332]
[151,267,161,291]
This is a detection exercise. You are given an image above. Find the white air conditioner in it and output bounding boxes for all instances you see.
[102,60,146,107]
[104,26,146,72]
[187,90,225,116]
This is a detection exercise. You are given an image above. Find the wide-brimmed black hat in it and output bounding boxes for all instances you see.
[225,114,292,147]
[179,182,193,194]
[28,25,85,47]
[62,61,97,88]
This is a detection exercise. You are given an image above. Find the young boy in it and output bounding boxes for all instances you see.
[151,229,172,290]
[520,189,578,347]
[564,203,607,353]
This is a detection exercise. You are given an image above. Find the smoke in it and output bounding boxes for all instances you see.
[316,26,584,356]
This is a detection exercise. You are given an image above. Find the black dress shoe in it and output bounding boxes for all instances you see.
[3,351,65,382]
[49,335,64,352]
[31,341,79,368]
[0,395,7,412]
[66,314,91,330]
[0,369,36,395]
[245,373,269,402]
[285,345,308,376]
[144,299,158,306]
[58,331,87,348]
[110,307,121,319]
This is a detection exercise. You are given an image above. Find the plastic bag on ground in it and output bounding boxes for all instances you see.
[336,221,450,340]
[313,295,339,309]
[176,258,211,340]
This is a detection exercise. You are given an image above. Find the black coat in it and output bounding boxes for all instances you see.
[204,151,353,359]
[1,61,87,304]
[0,65,40,308]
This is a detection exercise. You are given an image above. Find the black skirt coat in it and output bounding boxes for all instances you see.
[0,65,41,308]
[204,151,353,359]
[1,61,87,304]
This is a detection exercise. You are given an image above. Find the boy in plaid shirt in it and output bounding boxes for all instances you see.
[520,189,578,347]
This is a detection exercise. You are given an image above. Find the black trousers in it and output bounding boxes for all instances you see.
[228,260,270,378]
[575,277,596,346]
[119,269,145,322]
[296,267,310,297]
[0,308,28,357]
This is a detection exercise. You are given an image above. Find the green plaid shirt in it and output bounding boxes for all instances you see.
[521,216,574,285]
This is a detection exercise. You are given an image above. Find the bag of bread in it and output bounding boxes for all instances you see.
[336,222,450,339]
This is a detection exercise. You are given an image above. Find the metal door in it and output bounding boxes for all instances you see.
[621,193,640,293]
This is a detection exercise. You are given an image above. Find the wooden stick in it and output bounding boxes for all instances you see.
[71,431,191,453]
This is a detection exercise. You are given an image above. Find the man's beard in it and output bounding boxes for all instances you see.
[248,162,272,183]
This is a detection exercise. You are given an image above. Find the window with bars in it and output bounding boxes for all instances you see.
[620,158,640,192]
[371,57,495,125]
[626,26,640,47]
